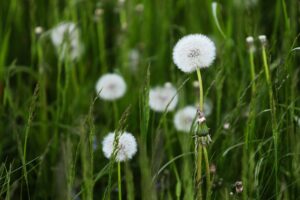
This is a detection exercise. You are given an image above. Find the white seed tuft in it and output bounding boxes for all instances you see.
[173,34,216,73]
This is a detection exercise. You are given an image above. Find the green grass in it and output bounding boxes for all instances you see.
[0,0,299,199]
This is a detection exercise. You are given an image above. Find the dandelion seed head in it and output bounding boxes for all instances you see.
[149,83,178,112]
[35,26,43,35]
[246,36,254,43]
[223,123,230,130]
[102,132,138,162]
[173,34,216,73]
[50,22,83,60]
[258,35,267,46]
[246,36,256,52]
[174,106,197,133]
[95,73,126,101]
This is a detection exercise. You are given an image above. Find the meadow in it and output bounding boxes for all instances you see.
[0,0,299,199]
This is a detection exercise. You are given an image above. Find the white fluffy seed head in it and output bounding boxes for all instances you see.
[258,35,267,45]
[95,73,127,101]
[102,131,138,162]
[173,34,216,73]
[149,83,178,112]
[50,22,83,60]
[246,36,254,44]
[174,106,197,133]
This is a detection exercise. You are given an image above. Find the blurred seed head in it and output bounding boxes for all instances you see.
[50,22,83,61]
[149,83,178,112]
[174,106,197,133]
[210,163,216,174]
[223,123,230,130]
[258,35,267,46]
[95,73,127,101]
[246,36,256,52]
[135,4,144,13]
[35,26,44,36]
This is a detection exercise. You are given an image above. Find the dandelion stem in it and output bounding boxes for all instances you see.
[196,139,203,200]
[249,50,256,95]
[196,68,204,111]
[203,146,211,200]
[118,162,122,200]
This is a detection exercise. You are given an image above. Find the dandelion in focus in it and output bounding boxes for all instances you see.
[149,82,178,112]
[95,73,127,101]
[174,106,197,133]
[173,33,216,200]
[173,34,216,73]
[102,131,138,162]
[50,22,83,61]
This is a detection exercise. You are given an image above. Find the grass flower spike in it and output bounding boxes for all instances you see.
[95,73,127,101]
[102,131,137,162]
[50,22,83,60]
[149,82,178,112]
[174,106,197,133]
[173,34,216,73]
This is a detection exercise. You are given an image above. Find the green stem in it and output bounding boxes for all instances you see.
[196,68,204,111]
[196,140,203,200]
[118,162,122,200]
[249,50,256,95]
[261,46,278,198]
[203,146,211,200]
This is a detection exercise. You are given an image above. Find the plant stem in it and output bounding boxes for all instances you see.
[261,45,278,198]
[249,50,256,95]
[118,162,122,200]
[196,139,203,200]
[196,68,204,111]
[203,146,211,200]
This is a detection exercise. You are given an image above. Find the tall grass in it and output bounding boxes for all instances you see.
[0,0,299,199]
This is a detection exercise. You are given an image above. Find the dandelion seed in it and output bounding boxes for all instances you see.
[50,22,83,61]
[173,34,216,73]
[149,83,178,112]
[95,73,127,101]
[174,106,197,133]
[102,131,138,162]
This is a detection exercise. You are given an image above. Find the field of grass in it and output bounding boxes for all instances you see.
[0,0,299,199]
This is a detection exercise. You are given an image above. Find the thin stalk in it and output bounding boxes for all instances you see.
[249,51,256,95]
[118,162,122,200]
[203,146,211,200]
[196,68,204,111]
[261,46,278,198]
[195,139,203,200]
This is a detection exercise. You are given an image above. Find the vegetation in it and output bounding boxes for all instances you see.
[0,0,299,199]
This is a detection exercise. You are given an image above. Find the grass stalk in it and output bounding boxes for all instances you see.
[261,45,279,198]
